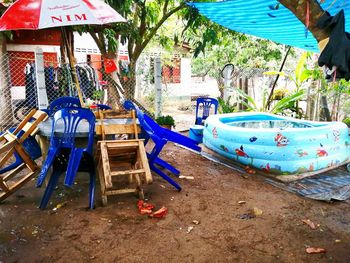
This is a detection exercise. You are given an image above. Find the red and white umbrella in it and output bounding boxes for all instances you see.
[0,0,126,30]
[0,0,126,105]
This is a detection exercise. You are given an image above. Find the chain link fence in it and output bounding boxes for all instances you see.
[0,51,139,131]
[0,51,347,132]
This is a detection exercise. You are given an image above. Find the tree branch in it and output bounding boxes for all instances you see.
[138,1,147,40]
[89,30,106,55]
[279,0,330,42]
[132,2,187,61]
[163,0,169,16]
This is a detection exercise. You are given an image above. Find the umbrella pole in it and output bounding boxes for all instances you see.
[61,28,85,106]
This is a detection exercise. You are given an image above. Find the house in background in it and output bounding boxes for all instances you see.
[5,29,129,102]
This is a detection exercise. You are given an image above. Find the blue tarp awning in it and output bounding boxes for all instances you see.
[188,0,350,53]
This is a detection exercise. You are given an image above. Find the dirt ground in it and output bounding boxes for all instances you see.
[1,142,350,263]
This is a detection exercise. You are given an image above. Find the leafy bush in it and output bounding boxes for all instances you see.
[155,115,175,126]
[218,96,237,113]
[343,117,350,127]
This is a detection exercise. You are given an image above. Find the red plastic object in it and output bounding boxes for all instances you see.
[137,200,155,215]
[104,58,117,74]
[150,206,168,218]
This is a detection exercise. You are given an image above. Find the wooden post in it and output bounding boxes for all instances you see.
[223,66,233,101]
[34,48,49,109]
[62,28,84,106]
[154,57,162,118]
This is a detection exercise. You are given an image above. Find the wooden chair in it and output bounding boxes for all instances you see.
[95,109,152,206]
[0,109,48,201]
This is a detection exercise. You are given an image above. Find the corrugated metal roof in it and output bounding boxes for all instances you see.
[188,0,350,53]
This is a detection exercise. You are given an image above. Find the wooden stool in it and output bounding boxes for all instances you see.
[95,109,152,206]
[96,139,152,205]
[0,109,48,201]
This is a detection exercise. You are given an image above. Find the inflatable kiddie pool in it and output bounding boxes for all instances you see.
[203,112,350,176]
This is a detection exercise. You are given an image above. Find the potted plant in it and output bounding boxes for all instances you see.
[156,115,175,130]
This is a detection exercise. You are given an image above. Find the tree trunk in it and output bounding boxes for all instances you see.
[121,61,136,100]
[100,52,125,109]
[320,95,331,121]
[279,0,330,42]
[319,78,331,121]
[217,77,225,99]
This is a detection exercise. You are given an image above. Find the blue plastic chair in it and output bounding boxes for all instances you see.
[36,107,96,209]
[195,97,218,125]
[124,100,201,191]
[43,96,81,117]
[96,104,112,110]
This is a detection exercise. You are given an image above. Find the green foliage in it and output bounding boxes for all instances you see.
[342,117,350,127]
[332,79,350,94]
[92,90,104,101]
[188,27,284,80]
[144,90,155,108]
[218,97,237,113]
[264,51,312,113]
[292,52,313,90]
[103,28,120,53]
[271,87,288,100]
[233,88,305,115]
[156,115,175,126]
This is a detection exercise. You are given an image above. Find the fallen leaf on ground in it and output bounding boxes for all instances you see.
[192,220,200,225]
[252,207,263,216]
[302,219,317,230]
[244,166,256,174]
[306,247,326,254]
[52,202,67,211]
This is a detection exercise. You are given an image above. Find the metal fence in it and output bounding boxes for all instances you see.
[0,50,347,132]
[0,51,139,131]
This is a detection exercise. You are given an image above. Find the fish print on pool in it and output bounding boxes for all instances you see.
[249,136,257,142]
[235,145,249,158]
[220,145,229,152]
[212,127,218,139]
[317,143,328,157]
[295,149,308,157]
[274,133,289,147]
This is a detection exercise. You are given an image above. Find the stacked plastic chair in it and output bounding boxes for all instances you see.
[36,108,96,209]
[195,97,218,125]
[96,104,112,110]
[123,100,201,191]
[43,96,81,117]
